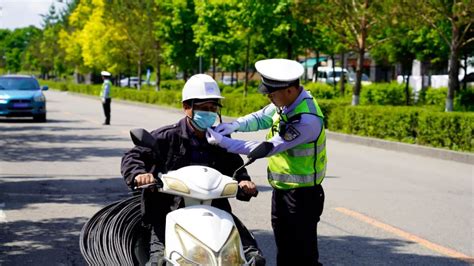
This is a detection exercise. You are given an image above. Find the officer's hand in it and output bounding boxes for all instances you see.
[134,173,156,187]
[238,180,257,196]
[215,121,240,135]
[206,128,223,145]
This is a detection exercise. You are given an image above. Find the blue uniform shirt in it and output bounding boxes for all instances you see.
[219,89,323,156]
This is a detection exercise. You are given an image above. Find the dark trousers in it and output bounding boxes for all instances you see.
[271,185,325,266]
[102,98,111,124]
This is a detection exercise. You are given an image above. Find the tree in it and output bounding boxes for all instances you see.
[1,27,41,73]
[158,0,199,81]
[322,0,388,105]
[193,1,241,79]
[400,0,474,111]
[105,0,162,90]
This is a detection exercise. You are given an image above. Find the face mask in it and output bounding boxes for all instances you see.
[191,110,217,130]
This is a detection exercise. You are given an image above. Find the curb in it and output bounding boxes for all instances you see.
[327,131,473,164]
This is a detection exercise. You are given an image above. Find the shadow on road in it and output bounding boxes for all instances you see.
[1,124,128,162]
[319,235,470,266]
[0,217,88,265]
[0,177,132,211]
[1,145,127,162]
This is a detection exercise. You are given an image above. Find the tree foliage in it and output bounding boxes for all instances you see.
[1,0,472,114]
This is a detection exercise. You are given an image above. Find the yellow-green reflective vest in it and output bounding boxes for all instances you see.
[266,97,327,190]
[100,80,112,98]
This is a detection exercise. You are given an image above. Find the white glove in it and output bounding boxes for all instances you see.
[206,128,223,145]
[215,121,240,135]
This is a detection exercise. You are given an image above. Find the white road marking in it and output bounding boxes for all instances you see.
[0,203,7,223]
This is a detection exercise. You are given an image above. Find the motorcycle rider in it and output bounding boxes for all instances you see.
[121,74,265,266]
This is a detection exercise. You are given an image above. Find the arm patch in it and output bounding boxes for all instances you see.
[283,125,300,141]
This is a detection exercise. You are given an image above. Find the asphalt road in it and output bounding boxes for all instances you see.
[0,90,472,265]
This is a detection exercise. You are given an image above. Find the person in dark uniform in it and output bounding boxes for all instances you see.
[100,71,112,125]
[206,59,327,266]
[121,74,265,266]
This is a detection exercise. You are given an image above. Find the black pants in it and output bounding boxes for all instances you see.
[272,185,325,266]
[102,98,111,124]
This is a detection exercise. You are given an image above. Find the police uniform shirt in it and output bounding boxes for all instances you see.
[219,89,323,156]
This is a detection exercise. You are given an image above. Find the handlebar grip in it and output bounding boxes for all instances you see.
[133,178,163,190]
[252,189,259,197]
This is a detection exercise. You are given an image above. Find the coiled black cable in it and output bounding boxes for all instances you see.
[79,195,147,265]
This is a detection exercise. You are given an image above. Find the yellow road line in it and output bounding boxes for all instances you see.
[335,207,474,263]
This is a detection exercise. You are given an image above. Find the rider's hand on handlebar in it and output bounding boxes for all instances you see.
[238,180,257,196]
[134,173,156,187]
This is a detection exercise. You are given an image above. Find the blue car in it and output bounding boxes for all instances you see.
[0,75,48,122]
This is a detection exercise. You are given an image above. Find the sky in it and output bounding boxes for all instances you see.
[0,0,66,30]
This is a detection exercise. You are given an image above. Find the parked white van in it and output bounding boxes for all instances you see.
[312,66,348,84]
[313,66,371,85]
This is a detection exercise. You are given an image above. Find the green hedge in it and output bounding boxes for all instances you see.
[417,111,473,151]
[328,105,473,151]
[360,82,409,106]
[41,80,473,152]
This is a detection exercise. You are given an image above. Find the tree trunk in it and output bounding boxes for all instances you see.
[420,61,426,91]
[155,41,161,91]
[462,54,467,90]
[405,72,411,106]
[331,54,336,90]
[155,62,161,92]
[446,26,460,112]
[287,29,293,59]
[340,52,345,96]
[137,57,142,91]
[313,50,320,82]
[212,50,216,79]
[353,48,365,106]
[352,0,368,106]
[304,50,308,82]
[244,35,250,97]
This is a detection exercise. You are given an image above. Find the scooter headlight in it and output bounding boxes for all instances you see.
[175,224,215,265]
[162,176,190,194]
[218,227,245,265]
[221,183,238,197]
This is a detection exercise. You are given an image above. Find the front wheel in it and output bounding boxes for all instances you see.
[33,113,46,122]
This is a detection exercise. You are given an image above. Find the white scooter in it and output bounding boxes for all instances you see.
[130,128,273,266]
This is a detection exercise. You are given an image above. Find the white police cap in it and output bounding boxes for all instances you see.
[255,58,304,94]
[101,71,111,77]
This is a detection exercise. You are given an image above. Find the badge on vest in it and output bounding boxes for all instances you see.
[282,125,300,141]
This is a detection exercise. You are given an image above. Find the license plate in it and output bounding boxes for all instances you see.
[13,103,29,108]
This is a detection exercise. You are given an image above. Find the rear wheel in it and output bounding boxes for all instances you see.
[33,113,46,122]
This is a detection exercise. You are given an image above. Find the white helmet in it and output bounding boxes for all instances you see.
[182,74,224,102]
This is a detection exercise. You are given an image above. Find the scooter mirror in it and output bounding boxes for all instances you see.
[130,128,156,149]
[248,141,274,162]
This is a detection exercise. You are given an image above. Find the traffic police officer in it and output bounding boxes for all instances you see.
[100,71,112,125]
[206,58,326,266]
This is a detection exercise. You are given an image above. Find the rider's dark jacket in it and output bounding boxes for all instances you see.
[121,117,252,225]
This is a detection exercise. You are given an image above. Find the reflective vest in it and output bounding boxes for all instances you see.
[101,80,112,99]
[266,96,327,190]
